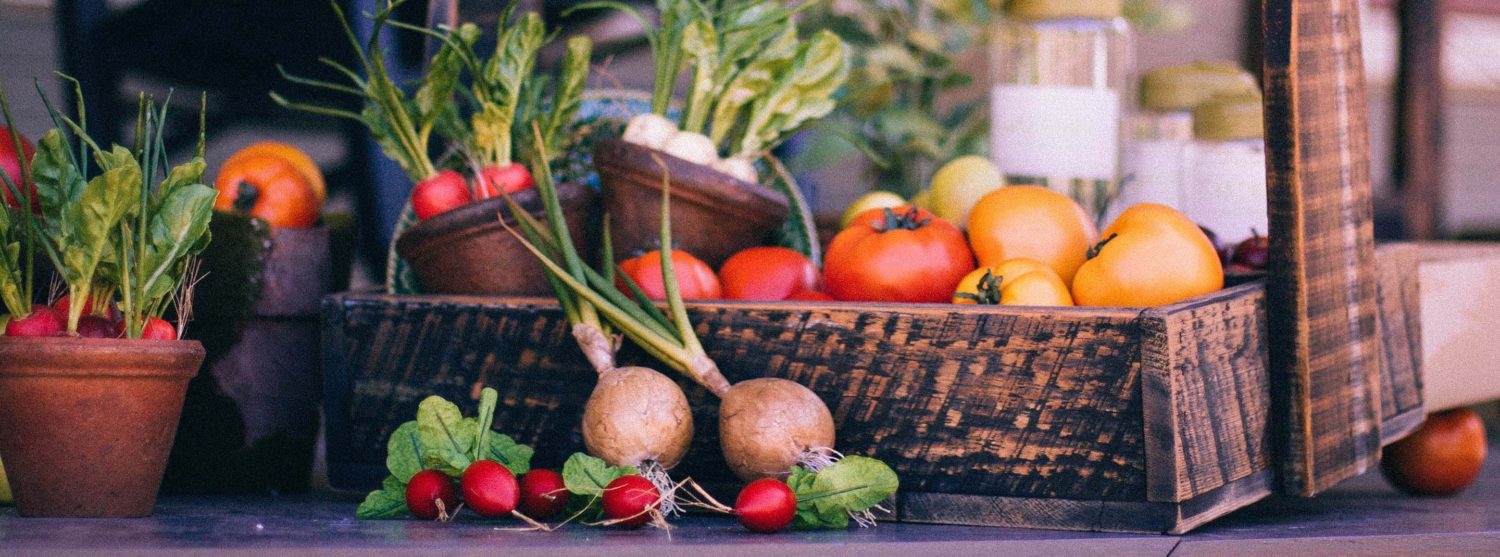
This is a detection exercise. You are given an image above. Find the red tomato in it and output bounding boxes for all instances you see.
[476,163,535,199]
[1,125,38,213]
[824,206,975,303]
[617,249,722,301]
[411,170,472,220]
[786,289,834,302]
[1381,408,1487,496]
[719,247,819,301]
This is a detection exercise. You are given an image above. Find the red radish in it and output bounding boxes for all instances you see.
[138,318,177,340]
[53,294,114,319]
[476,163,535,199]
[405,469,459,520]
[602,475,660,529]
[1231,230,1269,270]
[4,307,62,337]
[75,315,118,338]
[519,469,570,519]
[460,460,520,518]
[735,478,797,533]
[411,170,472,220]
[0,124,37,213]
[786,290,834,302]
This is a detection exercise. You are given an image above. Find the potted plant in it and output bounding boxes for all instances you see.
[0,81,214,517]
[576,0,849,267]
[274,0,597,296]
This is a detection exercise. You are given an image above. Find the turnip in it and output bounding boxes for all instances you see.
[711,156,758,184]
[622,113,679,151]
[720,378,836,480]
[660,131,718,166]
[519,469,569,519]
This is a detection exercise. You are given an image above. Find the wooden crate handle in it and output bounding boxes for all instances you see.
[1263,0,1385,496]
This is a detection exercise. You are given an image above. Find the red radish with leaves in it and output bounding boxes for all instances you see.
[519,469,569,519]
[460,460,520,518]
[735,478,797,533]
[0,124,36,213]
[411,170,472,220]
[405,469,458,520]
[4,306,62,337]
[601,474,660,529]
[476,163,534,199]
[74,316,118,339]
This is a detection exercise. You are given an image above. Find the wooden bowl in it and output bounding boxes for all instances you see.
[395,183,597,296]
[594,138,789,268]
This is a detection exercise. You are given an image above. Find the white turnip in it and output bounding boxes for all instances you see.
[711,156,758,184]
[660,131,718,166]
[622,113,679,151]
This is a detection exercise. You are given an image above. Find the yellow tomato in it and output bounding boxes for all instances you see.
[953,258,1073,306]
[909,189,932,209]
[840,191,906,229]
[967,186,1100,284]
[1071,203,1224,307]
[929,156,1003,229]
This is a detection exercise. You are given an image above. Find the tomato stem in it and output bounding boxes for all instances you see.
[233,181,260,214]
[955,270,1004,305]
[1087,233,1119,260]
[872,207,931,232]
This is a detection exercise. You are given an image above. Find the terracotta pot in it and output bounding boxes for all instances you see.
[594,138,789,268]
[0,337,203,517]
[396,183,597,296]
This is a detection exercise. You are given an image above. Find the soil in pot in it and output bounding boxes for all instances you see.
[0,337,203,517]
[396,182,597,296]
[594,137,789,268]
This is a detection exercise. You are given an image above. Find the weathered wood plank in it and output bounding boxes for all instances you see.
[1263,0,1385,496]
[1140,284,1272,503]
[325,293,1162,501]
[1374,243,1425,443]
[1394,0,1445,240]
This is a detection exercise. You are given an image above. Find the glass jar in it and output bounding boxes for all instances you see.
[1183,92,1268,245]
[989,0,1133,220]
[1112,62,1259,222]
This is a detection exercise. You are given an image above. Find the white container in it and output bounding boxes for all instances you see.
[989,0,1132,219]
[1183,93,1268,244]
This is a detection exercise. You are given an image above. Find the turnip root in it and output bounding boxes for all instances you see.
[623,114,679,151]
[718,377,836,481]
[582,365,693,470]
[661,131,718,166]
[711,156,758,184]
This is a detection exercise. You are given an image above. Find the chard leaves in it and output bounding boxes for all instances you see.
[356,475,409,520]
[786,456,900,530]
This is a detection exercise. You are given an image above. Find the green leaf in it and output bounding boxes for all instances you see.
[735,30,849,158]
[561,452,636,497]
[808,456,899,517]
[30,130,85,219]
[483,432,534,477]
[356,475,408,520]
[136,184,215,304]
[385,421,425,483]
[542,36,592,158]
[474,387,497,462]
[416,395,475,476]
[413,24,474,129]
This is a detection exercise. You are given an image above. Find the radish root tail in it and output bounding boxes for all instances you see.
[798,447,841,473]
[641,460,682,516]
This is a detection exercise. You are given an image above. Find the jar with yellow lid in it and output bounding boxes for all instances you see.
[1183,91,1268,244]
[989,0,1134,220]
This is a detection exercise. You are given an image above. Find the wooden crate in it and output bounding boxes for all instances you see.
[323,241,1420,534]
[321,0,1424,535]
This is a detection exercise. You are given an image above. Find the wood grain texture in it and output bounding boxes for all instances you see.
[1394,0,1445,240]
[1374,243,1425,443]
[323,294,1168,501]
[1262,0,1386,496]
[1140,284,1272,503]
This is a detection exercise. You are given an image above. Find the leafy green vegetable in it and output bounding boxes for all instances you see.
[416,395,477,476]
[561,452,637,498]
[385,421,425,483]
[785,456,900,530]
[356,475,409,520]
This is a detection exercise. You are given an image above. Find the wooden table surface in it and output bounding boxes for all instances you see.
[4,446,1499,557]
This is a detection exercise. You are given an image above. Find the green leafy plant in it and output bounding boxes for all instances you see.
[785,456,899,529]
[357,387,535,519]
[0,83,39,322]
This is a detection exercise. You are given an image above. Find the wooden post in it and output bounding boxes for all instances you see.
[1262,0,1385,496]
[1395,0,1445,240]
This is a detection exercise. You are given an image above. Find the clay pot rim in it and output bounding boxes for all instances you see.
[593,137,789,217]
[0,337,204,378]
[394,182,592,263]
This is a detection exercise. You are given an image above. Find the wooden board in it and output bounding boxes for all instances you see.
[1413,242,1500,411]
[1262,0,1386,496]
[1374,243,1425,443]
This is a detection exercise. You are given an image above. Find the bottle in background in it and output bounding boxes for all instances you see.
[1184,91,1268,245]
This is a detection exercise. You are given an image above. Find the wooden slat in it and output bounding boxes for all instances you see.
[1373,243,1425,443]
[1262,0,1385,496]
[1140,284,1272,503]
[1395,0,1446,239]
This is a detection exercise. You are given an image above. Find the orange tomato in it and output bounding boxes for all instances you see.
[617,249,722,301]
[952,258,1073,306]
[221,141,326,203]
[1071,203,1224,307]
[1381,408,1487,496]
[966,186,1099,284]
[214,155,320,228]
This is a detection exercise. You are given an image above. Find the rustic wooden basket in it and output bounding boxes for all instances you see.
[322,0,1423,534]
